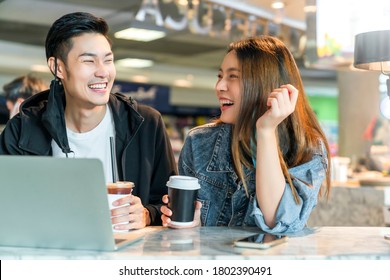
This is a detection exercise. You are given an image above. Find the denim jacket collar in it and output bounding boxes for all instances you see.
[206,123,235,173]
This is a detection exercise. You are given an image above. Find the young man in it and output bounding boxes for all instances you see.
[0,12,177,230]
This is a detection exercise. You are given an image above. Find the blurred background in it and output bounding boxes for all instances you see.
[1,0,390,174]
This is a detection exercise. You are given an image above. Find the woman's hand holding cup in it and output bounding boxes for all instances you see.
[161,175,202,229]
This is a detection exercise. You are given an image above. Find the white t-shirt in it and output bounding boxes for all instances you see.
[51,105,115,184]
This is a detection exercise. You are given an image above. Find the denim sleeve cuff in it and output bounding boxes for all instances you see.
[250,185,305,234]
[250,198,285,233]
[250,155,325,234]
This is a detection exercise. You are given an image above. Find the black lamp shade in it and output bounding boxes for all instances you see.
[354,30,390,71]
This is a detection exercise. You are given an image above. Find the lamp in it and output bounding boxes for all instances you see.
[354,30,390,118]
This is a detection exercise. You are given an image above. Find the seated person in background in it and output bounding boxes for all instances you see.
[0,12,177,230]
[4,75,48,119]
[161,36,331,234]
[0,95,8,125]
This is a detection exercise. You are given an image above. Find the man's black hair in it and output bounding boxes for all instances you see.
[45,12,111,63]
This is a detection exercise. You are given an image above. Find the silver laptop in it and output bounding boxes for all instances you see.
[0,155,143,251]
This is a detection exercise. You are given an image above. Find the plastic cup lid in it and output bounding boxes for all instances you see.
[166,175,200,190]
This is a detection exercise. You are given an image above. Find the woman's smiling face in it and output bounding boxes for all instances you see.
[215,51,241,124]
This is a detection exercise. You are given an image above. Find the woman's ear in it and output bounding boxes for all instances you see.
[47,57,65,80]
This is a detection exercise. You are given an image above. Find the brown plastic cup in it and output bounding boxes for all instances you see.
[107,181,134,232]
[107,181,134,195]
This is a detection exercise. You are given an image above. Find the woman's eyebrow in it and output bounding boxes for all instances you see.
[219,67,241,72]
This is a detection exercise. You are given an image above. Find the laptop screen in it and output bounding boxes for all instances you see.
[0,156,121,251]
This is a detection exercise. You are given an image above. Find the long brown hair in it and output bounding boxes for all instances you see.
[227,36,331,203]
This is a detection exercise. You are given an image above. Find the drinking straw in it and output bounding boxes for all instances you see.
[110,136,118,183]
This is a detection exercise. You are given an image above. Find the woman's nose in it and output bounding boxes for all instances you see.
[215,79,227,91]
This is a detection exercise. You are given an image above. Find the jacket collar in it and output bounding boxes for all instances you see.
[16,80,66,155]
[206,123,254,183]
[108,92,144,144]
[206,123,235,172]
[41,79,71,154]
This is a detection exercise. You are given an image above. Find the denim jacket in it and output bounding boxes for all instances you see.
[178,122,328,234]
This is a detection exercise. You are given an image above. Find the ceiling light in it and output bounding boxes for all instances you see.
[173,79,192,88]
[271,1,285,9]
[177,0,188,6]
[131,75,149,83]
[116,58,154,68]
[30,64,51,73]
[114,27,166,42]
[304,5,317,13]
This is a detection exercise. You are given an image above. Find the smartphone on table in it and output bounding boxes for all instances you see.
[234,233,288,249]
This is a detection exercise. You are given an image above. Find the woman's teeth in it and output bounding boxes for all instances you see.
[221,100,234,106]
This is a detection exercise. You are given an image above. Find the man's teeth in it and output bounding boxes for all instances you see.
[89,83,106,89]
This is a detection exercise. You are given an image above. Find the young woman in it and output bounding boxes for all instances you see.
[161,36,331,234]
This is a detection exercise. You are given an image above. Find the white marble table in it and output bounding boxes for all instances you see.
[1,226,390,260]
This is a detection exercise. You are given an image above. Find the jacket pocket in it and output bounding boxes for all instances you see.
[198,199,210,226]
